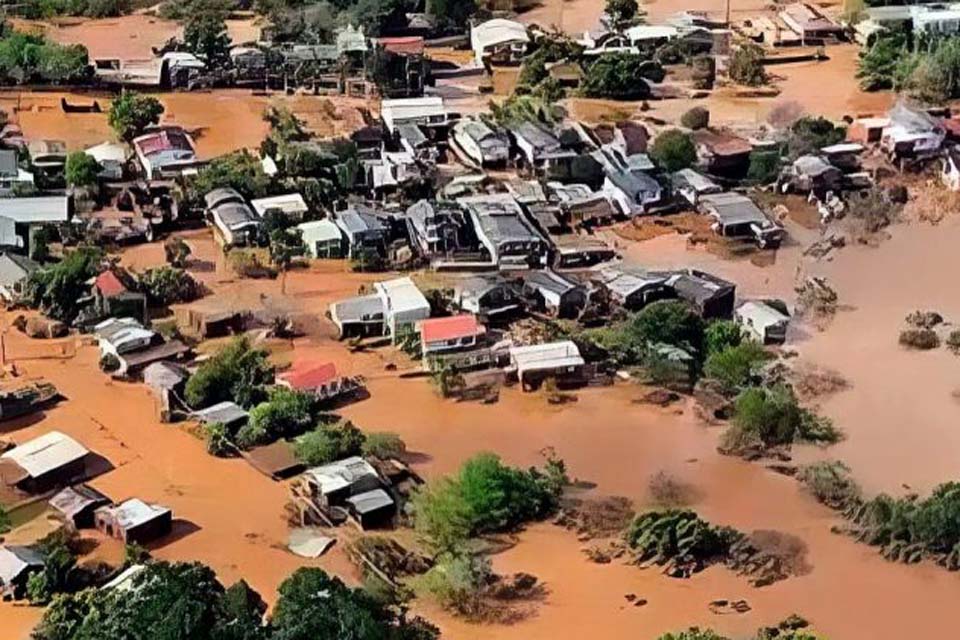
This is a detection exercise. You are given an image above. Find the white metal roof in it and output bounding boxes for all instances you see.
[251,193,308,217]
[510,340,584,372]
[346,488,394,514]
[381,97,446,132]
[625,25,680,41]
[0,545,44,585]
[1,430,89,479]
[304,456,379,495]
[375,276,430,316]
[297,219,343,244]
[471,19,530,52]
[0,196,69,224]
[737,300,790,329]
[102,563,146,591]
[84,141,129,164]
[820,142,864,155]
[100,498,170,530]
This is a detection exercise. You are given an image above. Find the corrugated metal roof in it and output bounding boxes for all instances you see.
[1,431,89,479]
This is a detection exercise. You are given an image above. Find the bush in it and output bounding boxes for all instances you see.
[728,43,767,86]
[411,453,564,553]
[204,421,233,456]
[138,266,201,306]
[163,237,191,268]
[724,385,840,452]
[184,336,274,409]
[23,248,102,322]
[680,107,710,130]
[899,328,940,350]
[704,320,743,358]
[292,420,365,465]
[947,330,960,354]
[362,432,407,459]
[65,151,100,187]
[412,552,491,618]
[625,509,742,573]
[580,53,655,100]
[650,129,697,172]
[747,149,781,185]
[108,92,164,142]
[787,116,846,158]
[0,31,90,84]
[98,353,120,373]
[702,341,771,393]
[238,387,317,449]
[797,461,861,510]
[228,249,277,279]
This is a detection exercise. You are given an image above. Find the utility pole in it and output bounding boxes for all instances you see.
[726,0,732,27]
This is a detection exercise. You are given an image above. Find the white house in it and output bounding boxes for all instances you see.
[374,276,431,341]
[509,340,585,391]
[452,118,510,167]
[380,97,449,134]
[251,193,309,220]
[297,219,345,258]
[735,300,790,345]
[471,19,530,65]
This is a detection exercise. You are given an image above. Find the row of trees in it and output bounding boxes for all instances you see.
[859,31,960,103]
[33,561,440,640]
[0,26,90,85]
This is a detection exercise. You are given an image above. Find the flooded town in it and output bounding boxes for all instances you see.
[0,0,958,638]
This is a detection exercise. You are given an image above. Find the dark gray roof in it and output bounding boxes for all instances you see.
[654,269,735,304]
[214,202,258,229]
[336,207,388,236]
[0,149,18,178]
[49,484,110,518]
[193,401,248,426]
[607,168,661,199]
[0,252,38,287]
[524,270,580,296]
[346,488,394,515]
[204,188,244,210]
[514,121,561,153]
[396,124,429,148]
[699,192,768,227]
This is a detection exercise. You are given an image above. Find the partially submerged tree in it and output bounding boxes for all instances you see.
[650,129,697,172]
[268,227,305,294]
[580,53,658,100]
[64,151,100,188]
[728,44,768,87]
[183,13,232,69]
[184,336,274,409]
[108,92,164,142]
[23,248,102,322]
[163,237,192,268]
[605,0,640,28]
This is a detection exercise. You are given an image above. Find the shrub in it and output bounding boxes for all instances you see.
[702,341,771,393]
[228,249,277,279]
[747,149,781,185]
[631,300,705,357]
[138,266,200,306]
[605,0,640,27]
[108,92,164,142]
[947,330,960,354]
[680,107,710,130]
[625,509,741,572]
[724,385,840,452]
[797,461,861,510]
[899,328,940,350]
[704,320,743,357]
[361,432,407,459]
[292,420,365,465]
[204,421,233,456]
[580,53,655,100]
[163,237,191,268]
[99,353,120,373]
[23,247,102,322]
[787,116,846,158]
[184,336,274,409]
[239,387,317,449]
[65,151,100,187]
[650,129,697,172]
[728,43,767,86]
[412,552,491,618]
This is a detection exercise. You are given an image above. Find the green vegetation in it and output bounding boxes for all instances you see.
[858,31,960,102]
[702,341,771,394]
[857,30,908,91]
[65,152,100,188]
[184,336,274,409]
[580,53,659,100]
[412,552,491,618]
[425,0,477,33]
[23,248,103,322]
[21,0,126,19]
[680,106,710,130]
[625,509,741,576]
[728,43,767,87]
[362,431,407,459]
[411,453,566,553]
[658,617,821,640]
[786,116,846,158]
[163,237,192,268]
[0,505,10,534]
[605,0,641,28]
[721,385,841,453]
[186,150,272,208]
[291,419,365,464]
[587,300,705,366]
[650,129,697,172]
[203,421,233,456]
[183,13,231,69]
[899,328,940,350]
[137,266,201,306]
[268,227,304,294]
[26,531,79,605]
[747,148,782,185]
[797,460,862,510]
[703,320,742,357]
[108,92,164,142]
[235,386,317,449]
[0,29,90,85]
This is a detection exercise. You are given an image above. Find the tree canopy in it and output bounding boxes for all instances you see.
[108,92,164,142]
[184,336,275,409]
[728,43,767,87]
[580,53,657,100]
[183,14,232,69]
[23,248,102,322]
[650,129,697,172]
[65,152,100,187]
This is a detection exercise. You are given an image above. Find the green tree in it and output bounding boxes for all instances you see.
[361,432,407,459]
[580,53,658,100]
[650,129,697,172]
[184,336,274,409]
[728,43,767,87]
[857,30,909,91]
[183,14,232,69]
[268,227,304,294]
[605,0,640,27]
[702,341,771,393]
[64,151,100,187]
[787,116,846,158]
[185,150,272,208]
[747,149,781,185]
[291,420,366,465]
[23,247,102,322]
[704,320,742,357]
[108,92,164,142]
[237,387,317,449]
[631,300,705,355]
[680,106,710,130]
[137,266,201,306]
[0,504,10,533]
[425,0,476,32]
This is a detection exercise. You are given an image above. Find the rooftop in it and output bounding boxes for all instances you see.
[49,484,110,518]
[510,340,585,371]
[192,401,248,426]
[0,196,70,224]
[304,455,380,495]
[346,488,394,514]
[1,431,89,479]
[375,276,430,315]
[95,270,127,297]
[472,18,530,51]
[251,193,308,218]
[98,498,171,530]
[279,362,339,390]
[419,314,483,343]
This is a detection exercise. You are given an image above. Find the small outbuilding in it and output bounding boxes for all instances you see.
[522,270,588,318]
[49,484,111,529]
[298,219,345,258]
[0,545,44,599]
[0,430,94,493]
[345,488,396,529]
[471,18,530,65]
[735,300,790,344]
[95,498,173,545]
[192,401,249,431]
[509,340,585,391]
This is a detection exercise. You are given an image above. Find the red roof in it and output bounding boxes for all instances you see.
[95,271,127,297]
[419,314,483,343]
[378,36,425,56]
[279,362,339,390]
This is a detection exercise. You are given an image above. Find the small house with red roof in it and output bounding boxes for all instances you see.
[90,270,146,324]
[278,361,362,403]
[417,314,497,372]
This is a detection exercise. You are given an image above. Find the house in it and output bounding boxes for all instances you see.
[94,317,156,359]
[132,127,199,179]
[846,116,890,145]
[603,168,662,215]
[454,275,524,321]
[779,3,844,41]
[881,102,946,161]
[942,146,960,191]
[49,484,111,529]
[380,97,450,135]
[625,24,680,46]
[0,196,71,254]
[672,168,721,206]
[459,193,550,269]
[522,270,588,318]
[736,300,790,345]
[404,200,463,257]
[692,130,752,176]
[345,488,396,529]
[251,193,309,220]
[550,183,618,227]
[373,36,426,98]
[552,235,616,269]
[418,314,486,359]
[471,18,530,65]
[205,188,260,247]
[84,142,129,181]
[278,361,362,403]
[179,308,246,339]
[334,206,389,259]
[512,122,576,177]
[787,155,843,194]
[375,276,431,340]
[452,118,510,167]
[0,545,44,599]
[27,140,67,182]
[0,431,94,493]
[660,269,736,319]
[192,401,249,431]
[301,456,383,509]
[95,498,173,544]
[91,272,147,323]
[298,219,345,258]
[0,252,38,301]
[509,340,585,391]
[698,192,784,248]
[329,294,385,338]
[143,361,189,421]
[245,441,304,480]
[820,143,864,172]
[111,340,190,379]
[0,149,33,195]
[596,267,672,310]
